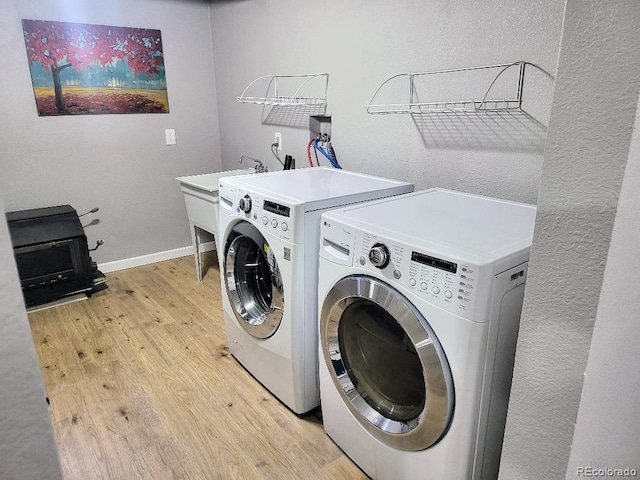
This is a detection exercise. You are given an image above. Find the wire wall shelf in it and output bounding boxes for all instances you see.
[366,62,526,115]
[237,73,329,107]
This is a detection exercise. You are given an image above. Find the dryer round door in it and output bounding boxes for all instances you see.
[224,221,284,339]
[320,275,454,451]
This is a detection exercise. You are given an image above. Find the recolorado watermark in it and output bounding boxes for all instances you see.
[577,467,638,477]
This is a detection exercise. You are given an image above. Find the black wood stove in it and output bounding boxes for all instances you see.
[6,205,100,307]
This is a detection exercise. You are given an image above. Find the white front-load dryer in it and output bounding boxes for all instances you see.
[318,188,537,479]
[218,167,413,414]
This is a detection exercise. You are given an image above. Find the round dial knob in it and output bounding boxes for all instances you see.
[368,243,390,269]
[238,195,252,213]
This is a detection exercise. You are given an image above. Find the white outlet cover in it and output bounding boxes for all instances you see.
[165,129,176,145]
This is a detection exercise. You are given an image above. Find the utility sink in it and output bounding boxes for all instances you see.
[176,168,255,281]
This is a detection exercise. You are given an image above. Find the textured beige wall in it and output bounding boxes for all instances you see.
[500,2,640,478]
[565,81,640,480]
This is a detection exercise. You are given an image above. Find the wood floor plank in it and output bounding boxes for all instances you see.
[28,255,367,479]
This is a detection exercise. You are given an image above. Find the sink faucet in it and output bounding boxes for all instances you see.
[240,156,268,173]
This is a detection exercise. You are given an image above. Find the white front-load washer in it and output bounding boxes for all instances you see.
[318,188,537,479]
[218,167,413,414]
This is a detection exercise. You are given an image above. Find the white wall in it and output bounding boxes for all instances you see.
[210,0,564,204]
[0,0,223,264]
[565,85,640,479]
[500,2,640,478]
[0,196,62,480]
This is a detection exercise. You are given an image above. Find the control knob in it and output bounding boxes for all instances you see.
[369,243,391,269]
[238,195,252,213]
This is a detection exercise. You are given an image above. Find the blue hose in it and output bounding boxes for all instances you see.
[313,139,341,169]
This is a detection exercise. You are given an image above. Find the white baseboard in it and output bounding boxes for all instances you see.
[98,241,216,273]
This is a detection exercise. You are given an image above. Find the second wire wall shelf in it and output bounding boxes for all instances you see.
[366,61,526,115]
[237,73,329,107]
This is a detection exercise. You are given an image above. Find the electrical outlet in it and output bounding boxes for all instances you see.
[274,132,282,151]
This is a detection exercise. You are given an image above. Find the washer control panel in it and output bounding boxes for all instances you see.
[221,184,295,242]
[355,230,478,318]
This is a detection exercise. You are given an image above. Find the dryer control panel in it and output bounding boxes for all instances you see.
[354,231,477,316]
[353,229,483,321]
[319,217,495,321]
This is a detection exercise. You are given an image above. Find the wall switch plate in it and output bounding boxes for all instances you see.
[165,129,176,145]
[274,132,282,151]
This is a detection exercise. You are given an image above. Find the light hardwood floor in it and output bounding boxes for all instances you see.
[28,254,367,480]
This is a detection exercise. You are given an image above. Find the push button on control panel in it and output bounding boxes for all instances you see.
[281,222,288,231]
[271,219,278,228]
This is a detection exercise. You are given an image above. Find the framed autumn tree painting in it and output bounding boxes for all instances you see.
[21,19,169,116]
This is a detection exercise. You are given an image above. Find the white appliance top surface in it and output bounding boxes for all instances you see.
[325,189,537,262]
[176,168,255,192]
[220,167,413,210]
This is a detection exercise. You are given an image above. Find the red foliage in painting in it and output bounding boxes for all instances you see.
[22,19,164,77]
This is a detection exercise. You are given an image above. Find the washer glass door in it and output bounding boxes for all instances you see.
[225,221,284,339]
[321,275,454,451]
